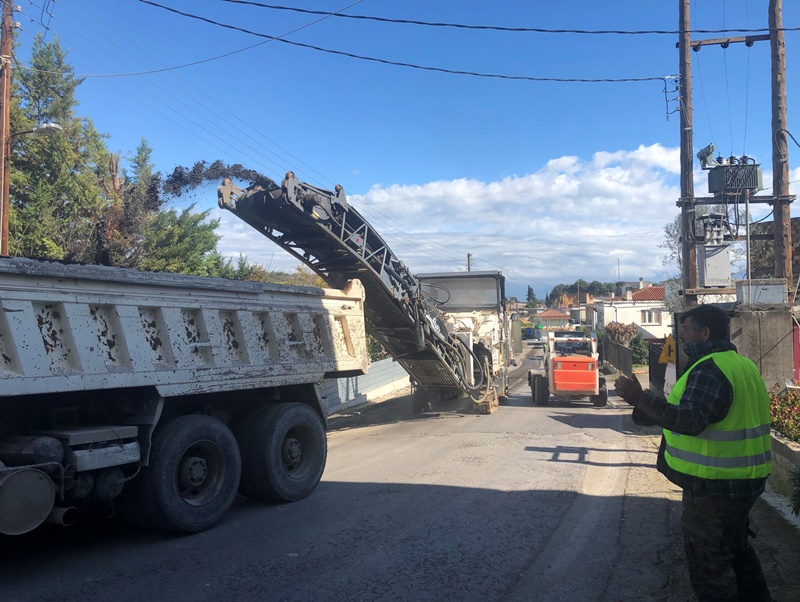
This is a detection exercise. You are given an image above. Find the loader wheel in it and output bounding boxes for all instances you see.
[238,403,327,502]
[591,386,608,407]
[532,376,549,406]
[120,415,241,533]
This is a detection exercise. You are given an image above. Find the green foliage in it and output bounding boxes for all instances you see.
[790,467,800,517]
[631,335,648,365]
[547,280,616,304]
[587,280,605,295]
[139,205,221,275]
[769,384,800,443]
[9,35,112,262]
[767,387,800,515]
[367,334,390,362]
[97,141,165,267]
[7,35,280,286]
[526,285,538,306]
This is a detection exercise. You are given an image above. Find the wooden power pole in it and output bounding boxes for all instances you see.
[770,0,793,295]
[678,0,697,304]
[0,1,12,256]
[678,0,793,302]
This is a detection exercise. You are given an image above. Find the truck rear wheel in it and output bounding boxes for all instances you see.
[121,415,241,533]
[238,403,327,502]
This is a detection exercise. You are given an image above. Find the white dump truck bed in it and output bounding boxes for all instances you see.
[0,257,368,398]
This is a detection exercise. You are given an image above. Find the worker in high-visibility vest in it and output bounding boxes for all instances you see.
[615,304,771,602]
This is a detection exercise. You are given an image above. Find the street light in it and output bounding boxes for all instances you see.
[0,122,62,255]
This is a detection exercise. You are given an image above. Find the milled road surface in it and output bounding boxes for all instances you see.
[2,352,799,601]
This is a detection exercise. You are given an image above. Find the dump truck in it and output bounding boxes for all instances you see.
[218,173,507,414]
[0,257,368,536]
[527,330,607,407]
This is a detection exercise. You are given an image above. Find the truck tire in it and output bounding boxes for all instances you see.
[533,376,549,406]
[238,403,327,502]
[120,415,241,533]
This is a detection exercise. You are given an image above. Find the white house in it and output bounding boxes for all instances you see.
[595,284,674,340]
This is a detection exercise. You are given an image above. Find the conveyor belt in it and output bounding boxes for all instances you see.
[218,173,469,390]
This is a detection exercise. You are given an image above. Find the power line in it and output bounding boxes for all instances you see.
[15,0,337,185]
[38,0,347,190]
[217,1,800,36]
[136,1,669,84]
[15,2,496,276]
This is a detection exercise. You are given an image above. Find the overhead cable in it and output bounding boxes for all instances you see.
[137,1,667,84]
[218,1,799,36]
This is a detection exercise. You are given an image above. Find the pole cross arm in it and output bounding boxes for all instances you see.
[675,34,770,50]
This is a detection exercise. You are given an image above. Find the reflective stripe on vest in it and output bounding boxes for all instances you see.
[664,350,771,480]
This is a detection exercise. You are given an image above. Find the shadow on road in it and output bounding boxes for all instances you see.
[524,444,656,469]
[328,391,487,432]
[1,479,797,602]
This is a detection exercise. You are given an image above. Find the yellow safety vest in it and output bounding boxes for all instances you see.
[664,350,771,480]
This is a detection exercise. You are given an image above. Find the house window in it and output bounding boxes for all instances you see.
[641,310,661,325]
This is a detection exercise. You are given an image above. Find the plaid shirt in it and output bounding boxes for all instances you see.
[632,339,768,497]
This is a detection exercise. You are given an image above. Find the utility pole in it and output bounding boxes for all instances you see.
[770,0,792,296]
[467,253,471,272]
[0,0,12,256]
[678,0,697,305]
[679,1,792,303]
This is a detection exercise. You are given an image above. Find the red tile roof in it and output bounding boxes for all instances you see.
[631,286,665,301]
[538,309,570,319]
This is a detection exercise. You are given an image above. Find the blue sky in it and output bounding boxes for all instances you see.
[13,1,800,299]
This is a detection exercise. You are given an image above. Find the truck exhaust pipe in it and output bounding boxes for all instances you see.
[46,506,79,527]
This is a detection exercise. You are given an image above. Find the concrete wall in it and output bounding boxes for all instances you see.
[731,305,794,389]
[321,358,410,416]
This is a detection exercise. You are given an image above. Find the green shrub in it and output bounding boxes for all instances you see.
[790,467,800,517]
[631,335,648,366]
[769,384,800,443]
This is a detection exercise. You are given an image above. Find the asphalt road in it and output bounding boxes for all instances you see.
[2,352,799,602]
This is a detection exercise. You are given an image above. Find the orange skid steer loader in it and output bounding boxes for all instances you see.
[527,330,607,407]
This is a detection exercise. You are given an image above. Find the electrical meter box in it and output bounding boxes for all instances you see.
[697,244,731,287]
[736,279,787,304]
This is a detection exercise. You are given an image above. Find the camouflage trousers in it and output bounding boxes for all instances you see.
[681,490,771,601]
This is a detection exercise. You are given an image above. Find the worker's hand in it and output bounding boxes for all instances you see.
[614,375,644,407]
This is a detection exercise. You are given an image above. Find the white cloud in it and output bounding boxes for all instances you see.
[215,144,683,298]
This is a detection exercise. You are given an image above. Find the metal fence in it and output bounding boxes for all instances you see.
[603,340,633,377]
[321,358,410,415]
